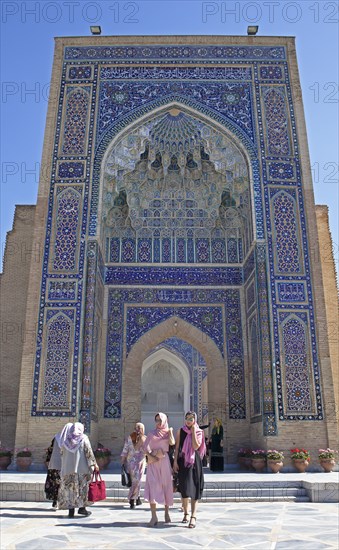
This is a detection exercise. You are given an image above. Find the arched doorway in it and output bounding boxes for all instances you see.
[141,348,190,433]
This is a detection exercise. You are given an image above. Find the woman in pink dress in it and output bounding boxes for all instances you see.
[143,412,175,526]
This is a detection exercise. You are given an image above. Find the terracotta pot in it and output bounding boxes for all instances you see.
[16,456,32,471]
[251,458,266,473]
[292,459,309,473]
[267,460,284,473]
[0,456,12,470]
[319,459,335,473]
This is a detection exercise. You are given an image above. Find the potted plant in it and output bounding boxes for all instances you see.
[94,447,111,469]
[266,450,284,473]
[237,448,253,470]
[290,448,310,473]
[318,448,338,473]
[251,449,267,472]
[16,448,32,471]
[0,448,13,470]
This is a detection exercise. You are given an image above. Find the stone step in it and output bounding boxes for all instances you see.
[106,485,309,501]
[1,472,337,502]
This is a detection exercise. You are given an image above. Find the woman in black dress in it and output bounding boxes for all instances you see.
[173,411,206,529]
[209,418,224,471]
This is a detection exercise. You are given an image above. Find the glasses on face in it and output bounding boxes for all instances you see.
[155,418,162,423]
[185,417,194,422]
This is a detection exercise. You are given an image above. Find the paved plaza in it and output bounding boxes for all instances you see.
[1,498,338,549]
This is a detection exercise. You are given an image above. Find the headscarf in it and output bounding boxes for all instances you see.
[181,411,206,468]
[54,422,72,448]
[153,412,170,439]
[58,422,85,453]
[130,422,145,445]
[213,418,223,435]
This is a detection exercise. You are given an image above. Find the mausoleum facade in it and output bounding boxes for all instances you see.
[1,35,337,465]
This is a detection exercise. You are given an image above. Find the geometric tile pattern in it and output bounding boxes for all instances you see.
[31,43,323,432]
[104,287,245,419]
[283,316,312,413]
[52,188,81,271]
[262,86,291,156]
[42,314,72,408]
[272,191,301,273]
[61,88,90,155]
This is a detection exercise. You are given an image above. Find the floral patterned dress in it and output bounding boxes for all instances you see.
[121,436,146,500]
[58,435,97,510]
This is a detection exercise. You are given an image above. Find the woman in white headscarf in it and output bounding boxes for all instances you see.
[121,422,146,509]
[58,422,98,518]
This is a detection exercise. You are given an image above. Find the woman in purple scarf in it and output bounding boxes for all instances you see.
[173,411,206,529]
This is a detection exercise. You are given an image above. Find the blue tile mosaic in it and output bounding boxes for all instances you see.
[57,161,84,179]
[104,288,245,420]
[30,42,323,430]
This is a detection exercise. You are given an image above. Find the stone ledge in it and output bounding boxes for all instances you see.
[1,472,338,502]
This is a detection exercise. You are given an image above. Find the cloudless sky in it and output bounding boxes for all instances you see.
[1,0,338,271]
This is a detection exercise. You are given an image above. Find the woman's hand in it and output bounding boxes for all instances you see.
[173,459,179,473]
[155,449,165,459]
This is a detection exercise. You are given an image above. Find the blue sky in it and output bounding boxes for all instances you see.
[1,0,338,271]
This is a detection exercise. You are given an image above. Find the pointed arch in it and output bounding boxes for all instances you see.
[122,316,226,422]
[142,348,191,414]
[89,100,262,240]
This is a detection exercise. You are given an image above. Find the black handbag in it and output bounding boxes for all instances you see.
[121,464,132,487]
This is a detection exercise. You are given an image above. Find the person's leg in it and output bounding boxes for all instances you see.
[148,502,158,526]
[189,499,197,528]
[164,504,171,523]
[181,496,189,522]
[129,471,138,508]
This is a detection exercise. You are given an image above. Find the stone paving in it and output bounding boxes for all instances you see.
[1,498,338,549]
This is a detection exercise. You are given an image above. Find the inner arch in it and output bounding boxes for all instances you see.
[99,105,254,265]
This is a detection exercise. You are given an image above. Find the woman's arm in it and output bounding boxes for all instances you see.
[84,437,99,470]
[168,427,175,446]
[121,437,131,464]
[172,429,181,473]
[143,439,160,463]
[191,424,201,451]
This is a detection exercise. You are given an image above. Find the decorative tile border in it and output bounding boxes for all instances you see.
[104,287,245,420]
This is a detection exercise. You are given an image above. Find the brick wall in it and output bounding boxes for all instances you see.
[0,206,36,449]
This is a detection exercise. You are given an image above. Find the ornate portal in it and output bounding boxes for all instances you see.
[2,36,337,463]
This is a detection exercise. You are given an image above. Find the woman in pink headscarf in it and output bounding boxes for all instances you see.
[173,411,206,529]
[58,422,98,518]
[143,412,175,526]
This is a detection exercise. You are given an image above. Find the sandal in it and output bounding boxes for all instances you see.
[188,516,196,529]
[181,512,189,523]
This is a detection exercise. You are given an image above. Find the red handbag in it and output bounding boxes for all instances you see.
[88,470,106,502]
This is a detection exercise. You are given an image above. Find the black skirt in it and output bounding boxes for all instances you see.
[177,429,204,500]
